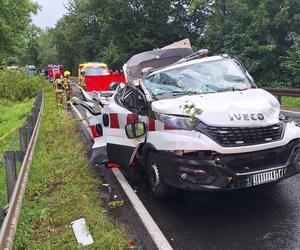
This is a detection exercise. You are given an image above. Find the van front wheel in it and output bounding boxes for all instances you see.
[146,152,175,199]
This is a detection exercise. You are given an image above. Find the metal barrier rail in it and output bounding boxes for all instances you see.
[264,87,300,103]
[0,92,43,250]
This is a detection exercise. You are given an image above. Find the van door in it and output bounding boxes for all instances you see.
[104,85,147,167]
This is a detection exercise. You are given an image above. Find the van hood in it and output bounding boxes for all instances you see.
[151,89,280,127]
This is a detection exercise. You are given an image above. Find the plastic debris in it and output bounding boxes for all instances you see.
[107,162,121,168]
[128,239,135,246]
[102,183,110,187]
[71,218,94,246]
[113,194,118,199]
[109,200,125,208]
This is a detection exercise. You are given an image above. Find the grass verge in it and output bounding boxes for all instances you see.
[14,88,127,249]
[0,98,34,207]
[281,96,300,110]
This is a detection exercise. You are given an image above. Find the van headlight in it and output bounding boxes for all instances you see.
[156,113,197,130]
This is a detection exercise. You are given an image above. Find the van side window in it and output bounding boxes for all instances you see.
[122,86,135,109]
[116,85,147,114]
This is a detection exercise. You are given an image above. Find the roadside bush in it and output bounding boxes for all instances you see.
[0,69,44,101]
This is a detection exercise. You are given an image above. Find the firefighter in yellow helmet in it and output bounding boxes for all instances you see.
[63,71,72,101]
[54,72,63,104]
[64,70,71,78]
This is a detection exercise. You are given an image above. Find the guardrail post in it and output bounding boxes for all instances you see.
[27,115,34,140]
[4,151,17,202]
[19,128,27,152]
[0,208,4,227]
[278,95,282,104]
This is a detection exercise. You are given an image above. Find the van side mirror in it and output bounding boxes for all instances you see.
[125,122,146,138]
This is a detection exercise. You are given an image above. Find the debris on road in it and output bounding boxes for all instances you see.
[71,218,94,246]
[109,200,125,208]
[128,239,135,245]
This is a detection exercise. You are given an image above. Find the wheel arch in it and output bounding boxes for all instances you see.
[140,143,157,167]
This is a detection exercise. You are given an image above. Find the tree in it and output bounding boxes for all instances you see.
[0,0,39,63]
[192,0,300,86]
[44,0,205,71]
[280,33,300,87]
[37,29,59,67]
[19,24,42,65]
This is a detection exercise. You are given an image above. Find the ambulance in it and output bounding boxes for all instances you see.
[74,40,300,199]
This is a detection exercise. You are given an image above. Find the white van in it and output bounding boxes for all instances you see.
[74,44,300,199]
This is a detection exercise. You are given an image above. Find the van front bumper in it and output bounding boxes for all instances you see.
[156,139,300,191]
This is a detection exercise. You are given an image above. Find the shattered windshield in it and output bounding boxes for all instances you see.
[84,67,109,76]
[142,59,252,98]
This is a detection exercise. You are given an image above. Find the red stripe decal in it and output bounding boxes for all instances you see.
[110,113,120,128]
[126,114,138,124]
[164,124,176,130]
[90,125,98,138]
[149,117,156,131]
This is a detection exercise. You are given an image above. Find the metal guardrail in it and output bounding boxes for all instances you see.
[0,92,43,250]
[264,87,300,103]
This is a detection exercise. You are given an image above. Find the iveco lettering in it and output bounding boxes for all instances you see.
[229,113,265,121]
[73,39,300,199]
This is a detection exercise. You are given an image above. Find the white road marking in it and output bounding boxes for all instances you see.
[112,168,173,250]
[70,103,89,127]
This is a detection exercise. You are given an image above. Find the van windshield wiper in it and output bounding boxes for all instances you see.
[154,90,217,98]
[153,91,186,97]
[216,86,250,92]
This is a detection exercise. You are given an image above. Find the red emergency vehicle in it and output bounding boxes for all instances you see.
[47,64,64,82]
[78,62,125,91]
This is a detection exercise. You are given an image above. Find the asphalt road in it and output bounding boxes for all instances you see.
[71,83,300,250]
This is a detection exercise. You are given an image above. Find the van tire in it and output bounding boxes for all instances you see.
[146,152,176,199]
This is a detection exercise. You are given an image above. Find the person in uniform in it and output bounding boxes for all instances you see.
[54,72,64,104]
[63,71,72,101]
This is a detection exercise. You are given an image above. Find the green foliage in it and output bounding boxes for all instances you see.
[19,24,42,66]
[38,0,205,71]
[280,32,300,87]
[180,100,202,122]
[0,0,39,63]
[37,29,59,66]
[0,70,43,101]
[2,0,298,87]
[192,0,300,87]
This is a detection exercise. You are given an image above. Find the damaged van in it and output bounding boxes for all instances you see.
[74,40,300,198]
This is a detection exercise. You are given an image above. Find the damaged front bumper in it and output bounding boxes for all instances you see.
[156,139,300,191]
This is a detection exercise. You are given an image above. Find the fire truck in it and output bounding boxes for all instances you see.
[46,64,64,82]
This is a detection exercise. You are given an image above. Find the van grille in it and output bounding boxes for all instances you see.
[199,122,285,147]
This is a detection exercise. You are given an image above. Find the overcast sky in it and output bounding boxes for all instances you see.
[32,0,69,29]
